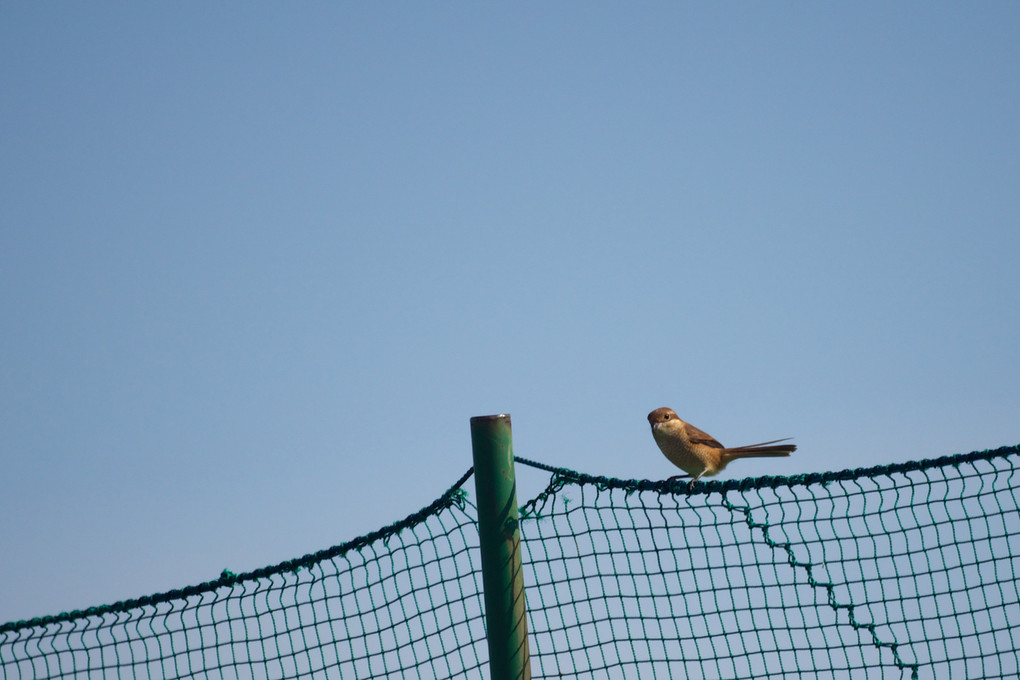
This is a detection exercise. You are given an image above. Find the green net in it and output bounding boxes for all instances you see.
[516,446,1020,679]
[2,446,1019,679]
[0,470,487,679]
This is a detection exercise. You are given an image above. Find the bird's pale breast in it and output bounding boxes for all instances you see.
[652,424,712,477]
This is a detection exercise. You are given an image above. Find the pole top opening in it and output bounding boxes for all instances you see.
[470,414,511,425]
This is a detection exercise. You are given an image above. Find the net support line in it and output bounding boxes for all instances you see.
[719,486,921,679]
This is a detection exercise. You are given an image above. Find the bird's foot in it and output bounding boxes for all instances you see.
[665,474,695,491]
[666,474,700,491]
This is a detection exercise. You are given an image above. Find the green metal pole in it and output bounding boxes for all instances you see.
[470,414,532,680]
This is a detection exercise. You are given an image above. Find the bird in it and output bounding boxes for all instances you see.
[647,407,795,488]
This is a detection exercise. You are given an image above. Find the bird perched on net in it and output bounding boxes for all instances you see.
[647,407,795,489]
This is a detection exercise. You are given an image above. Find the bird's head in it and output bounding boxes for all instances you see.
[647,407,680,432]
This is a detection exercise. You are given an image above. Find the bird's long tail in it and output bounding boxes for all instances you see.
[723,439,796,458]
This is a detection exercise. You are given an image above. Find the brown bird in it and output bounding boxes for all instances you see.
[648,407,795,487]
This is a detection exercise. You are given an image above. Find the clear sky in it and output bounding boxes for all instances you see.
[2,3,1018,625]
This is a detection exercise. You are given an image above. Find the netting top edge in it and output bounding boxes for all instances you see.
[0,466,476,636]
[514,443,1020,495]
[5,443,1016,635]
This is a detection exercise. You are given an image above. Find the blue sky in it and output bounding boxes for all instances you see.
[2,3,1018,625]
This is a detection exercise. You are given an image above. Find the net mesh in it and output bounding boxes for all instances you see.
[0,470,487,680]
[2,446,1018,679]
[517,446,1020,679]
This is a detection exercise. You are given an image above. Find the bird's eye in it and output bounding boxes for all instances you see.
[663,413,670,420]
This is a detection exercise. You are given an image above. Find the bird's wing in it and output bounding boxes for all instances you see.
[684,423,725,449]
